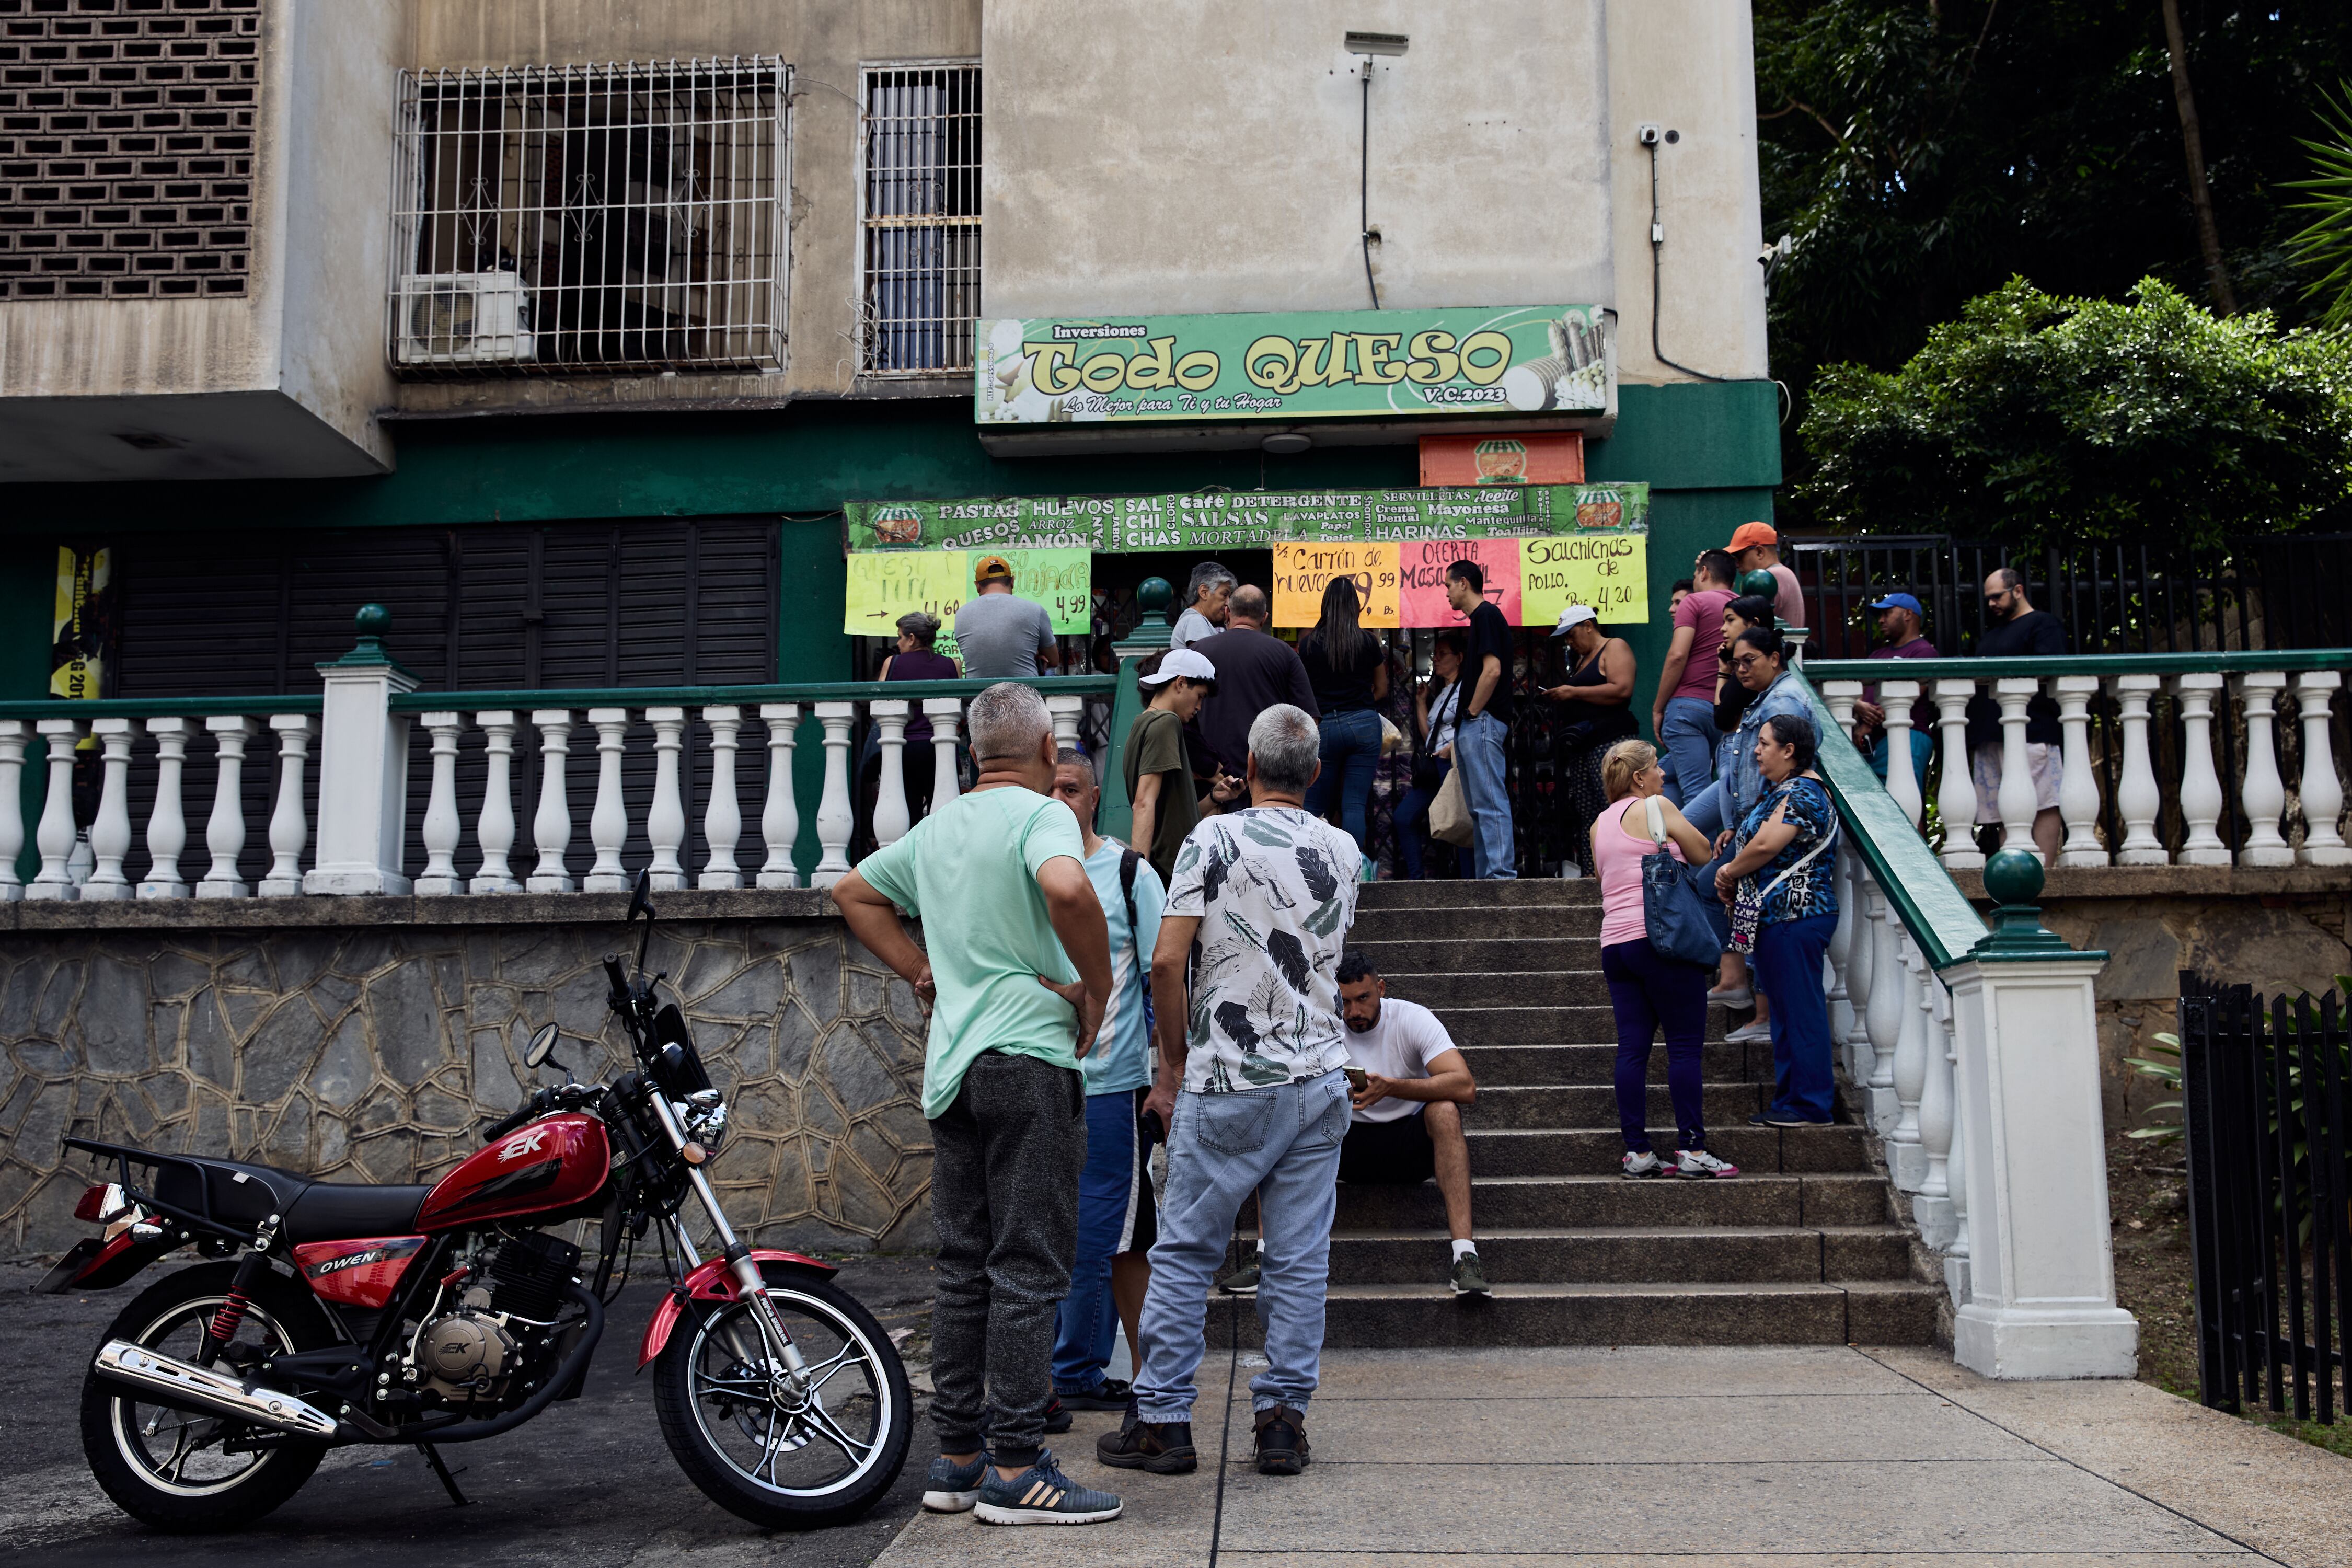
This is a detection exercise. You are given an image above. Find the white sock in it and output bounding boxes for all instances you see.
[1450,1239,1477,1262]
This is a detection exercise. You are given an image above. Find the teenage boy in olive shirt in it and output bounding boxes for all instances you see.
[833,682,1122,1527]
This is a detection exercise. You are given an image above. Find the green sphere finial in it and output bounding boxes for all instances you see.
[1982,846,2044,907]
[354,603,390,638]
[1736,569,1778,602]
[1136,576,1175,623]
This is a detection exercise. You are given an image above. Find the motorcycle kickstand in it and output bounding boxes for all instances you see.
[416,1442,470,1507]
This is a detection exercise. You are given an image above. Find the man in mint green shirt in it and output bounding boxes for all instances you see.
[833,683,1120,1526]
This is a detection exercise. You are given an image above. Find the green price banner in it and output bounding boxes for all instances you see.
[846,483,1647,555]
[975,306,1614,428]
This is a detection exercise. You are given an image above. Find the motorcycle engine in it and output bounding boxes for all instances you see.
[419,1310,518,1401]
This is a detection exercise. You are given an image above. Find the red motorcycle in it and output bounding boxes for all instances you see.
[42,875,912,1533]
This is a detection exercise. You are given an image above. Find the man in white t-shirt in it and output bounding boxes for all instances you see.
[1335,953,1489,1297]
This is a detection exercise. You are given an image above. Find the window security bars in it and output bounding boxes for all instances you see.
[0,0,259,300]
[388,58,789,376]
[858,63,978,375]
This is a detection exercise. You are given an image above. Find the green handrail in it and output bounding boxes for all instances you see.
[384,675,1116,712]
[1803,649,2352,683]
[1787,667,1989,971]
[1099,656,1147,843]
[0,695,324,720]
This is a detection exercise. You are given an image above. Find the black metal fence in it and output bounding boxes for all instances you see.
[1790,535,2352,659]
[2179,976,2352,1424]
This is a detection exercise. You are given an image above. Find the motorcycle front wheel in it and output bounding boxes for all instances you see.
[653,1267,912,1530]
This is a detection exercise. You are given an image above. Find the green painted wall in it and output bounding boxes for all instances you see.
[2,537,49,882]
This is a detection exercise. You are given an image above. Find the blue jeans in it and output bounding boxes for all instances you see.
[1682,778,1729,841]
[1052,1089,1145,1394]
[1657,696,1720,809]
[1393,759,1448,879]
[1452,711,1516,879]
[1751,912,1839,1122]
[1303,707,1382,854]
[1135,1069,1351,1420]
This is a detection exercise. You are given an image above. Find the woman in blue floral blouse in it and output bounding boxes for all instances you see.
[1711,712,1841,1126]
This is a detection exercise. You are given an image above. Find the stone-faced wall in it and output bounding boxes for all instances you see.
[0,892,932,1254]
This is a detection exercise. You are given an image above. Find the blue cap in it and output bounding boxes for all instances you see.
[1865,592,1923,617]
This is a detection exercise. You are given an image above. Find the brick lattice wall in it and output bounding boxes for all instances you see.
[0,0,258,300]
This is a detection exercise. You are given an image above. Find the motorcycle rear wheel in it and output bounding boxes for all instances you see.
[79,1262,334,1532]
[653,1267,912,1529]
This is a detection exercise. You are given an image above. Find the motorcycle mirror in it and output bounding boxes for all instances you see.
[628,867,657,976]
[524,1022,566,1071]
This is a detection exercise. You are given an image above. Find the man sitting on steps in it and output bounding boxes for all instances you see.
[1334,953,1490,1296]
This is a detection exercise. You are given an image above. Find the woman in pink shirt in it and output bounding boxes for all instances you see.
[1589,740,1739,1179]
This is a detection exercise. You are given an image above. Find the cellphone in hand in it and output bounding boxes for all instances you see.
[1343,1066,1369,1094]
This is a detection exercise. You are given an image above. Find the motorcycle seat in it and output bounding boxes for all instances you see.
[147,1153,429,1244]
[283,1182,432,1244]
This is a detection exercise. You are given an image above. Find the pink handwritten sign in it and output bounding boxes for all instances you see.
[1398,538,1523,628]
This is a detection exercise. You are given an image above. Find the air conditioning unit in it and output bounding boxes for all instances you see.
[396,272,535,365]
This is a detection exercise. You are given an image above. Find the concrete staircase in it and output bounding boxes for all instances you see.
[1223,877,1942,1347]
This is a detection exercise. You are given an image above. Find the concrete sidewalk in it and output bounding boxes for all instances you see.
[876,1344,2352,1567]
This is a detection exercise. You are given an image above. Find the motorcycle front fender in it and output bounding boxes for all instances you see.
[637,1249,840,1368]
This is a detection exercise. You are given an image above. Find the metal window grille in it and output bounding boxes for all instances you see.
[388,57,790,377]
[0,0,260,301]
[858,62,978,374]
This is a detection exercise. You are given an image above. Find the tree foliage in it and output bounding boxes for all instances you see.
[2288,84,2352,327]
[1798,278,2352,548]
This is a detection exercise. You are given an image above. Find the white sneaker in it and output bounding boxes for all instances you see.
[1723,1020,1772,1044]
[1620,1150,1666,1179]
[1706,985,1753,1008]
[1675,1148,1741,1179]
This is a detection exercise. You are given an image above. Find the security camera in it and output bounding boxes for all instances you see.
[1758,233,1793,291]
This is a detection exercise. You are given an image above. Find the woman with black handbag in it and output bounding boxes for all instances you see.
[1590,740,1738,1179]
[1393,631,1465,878]
[1540,605,1639,877]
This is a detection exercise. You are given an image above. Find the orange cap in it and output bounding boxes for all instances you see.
[1726,522,1778,552]
[973,554,1013,586]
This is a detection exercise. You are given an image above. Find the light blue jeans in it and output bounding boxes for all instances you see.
[1135,1069,1352,1420]
[1657,696,1720,809]
[1452,710,1516,879]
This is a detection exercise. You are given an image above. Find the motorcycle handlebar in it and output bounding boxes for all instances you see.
[602,954,629,1001]
[481,1089,549,1144]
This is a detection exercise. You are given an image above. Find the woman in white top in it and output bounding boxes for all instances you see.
[1588,740,1739,1179]
[1393,630,1465,879]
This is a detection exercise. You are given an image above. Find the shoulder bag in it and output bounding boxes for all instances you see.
[1639,795,1728,969]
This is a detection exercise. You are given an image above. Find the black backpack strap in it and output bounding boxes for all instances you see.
[1119,848,1141,949]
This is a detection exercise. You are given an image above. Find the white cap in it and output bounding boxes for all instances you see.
[1550,604,1599,637]
[1139,647,1219,687]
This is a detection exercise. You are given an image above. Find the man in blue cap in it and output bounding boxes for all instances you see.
[1852,593,1938,783]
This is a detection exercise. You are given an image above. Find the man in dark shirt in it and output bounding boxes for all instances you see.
[1966,568,2067,863]
[1851,592,1939,786]
[1445,559,1516,879]
[1191,586,1318,776]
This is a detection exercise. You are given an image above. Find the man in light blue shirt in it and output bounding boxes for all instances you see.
[1046,748,1166,1412]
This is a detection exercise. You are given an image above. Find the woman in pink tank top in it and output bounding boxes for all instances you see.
[1592,741,1738,1180]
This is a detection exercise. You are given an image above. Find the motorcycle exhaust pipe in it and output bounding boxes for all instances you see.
[93,1339,341,1440]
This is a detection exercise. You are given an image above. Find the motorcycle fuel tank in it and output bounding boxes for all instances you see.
[418,1113,610,1232]
[293,1236,427,1309]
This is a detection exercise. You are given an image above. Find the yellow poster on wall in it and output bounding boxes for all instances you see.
[51,544,112,700]
[843,550,970,638]
[1518,532,1648,628]
[1271,542,1400,628]
[997,549,1093,635]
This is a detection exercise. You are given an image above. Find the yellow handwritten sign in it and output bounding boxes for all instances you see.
[1271,542,1400,628]
[844,551,970,638]
[999,548,1094,635]
[1519,533,1648,628]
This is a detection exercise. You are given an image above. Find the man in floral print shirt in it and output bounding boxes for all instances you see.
[1098,705,1359,1482]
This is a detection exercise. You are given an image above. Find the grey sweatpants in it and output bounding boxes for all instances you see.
[927,1049,1086,1468]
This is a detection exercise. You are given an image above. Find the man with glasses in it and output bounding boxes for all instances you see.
[1966,568,2067,864]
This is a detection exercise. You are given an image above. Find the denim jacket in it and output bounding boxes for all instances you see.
[1723,672,1815,824]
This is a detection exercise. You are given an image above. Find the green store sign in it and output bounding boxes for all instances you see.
[974,305,1615,427]
[845,483,1648,554]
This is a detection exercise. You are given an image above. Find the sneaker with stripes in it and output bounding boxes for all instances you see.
[973,1450,1123,1526]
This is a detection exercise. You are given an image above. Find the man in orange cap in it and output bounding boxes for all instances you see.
[954,554,1060,678]
[1725,522,1804,631]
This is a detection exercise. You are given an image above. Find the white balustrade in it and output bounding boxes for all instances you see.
[1819,681,1860,741]
[2293,672,2349,865]
[645,707,689,891]
[584,708,632,893]
[1991,678,2040,857]
[2234,672,2291,867]
[757,703,801,890]
[471,711,522,894]
[199,716,258,899]
[699,706,743,890]
[1887,933,1928,1190]
[1945,1024,1971,1305]
[259,714,313,897]
[82,717,136,901]
[924,698,964,813]
[1931,681,1981,871]
[1880,679,1922,828]
[1826,844,1857,1064]
[1842,863,1878,1089]
[2172,673,2230,866]
[1862,883,1903,1133]
[1046,693,1085,752]
[2052,676,2105,867]
[2110,674,2166,864]
[28,719,85,900]
[811,701,857,887]
[1914,973,1957,1247]
[0,720,26,901]
[415,712,466,896]
[137,717,191,899]
[528,710,576,894]
[870,700,912,849]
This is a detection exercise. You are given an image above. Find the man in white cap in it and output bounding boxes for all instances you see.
[1122,647,1241,887]
[1538,604,1637,876]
